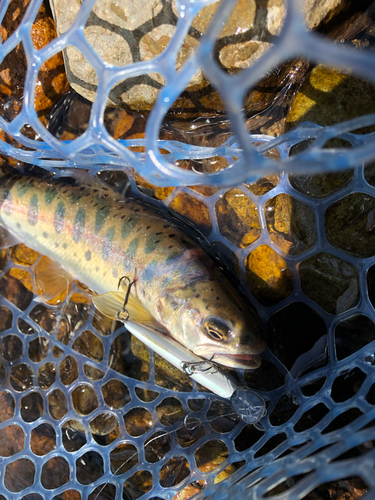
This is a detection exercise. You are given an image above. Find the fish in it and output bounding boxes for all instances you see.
[0,170,265,369]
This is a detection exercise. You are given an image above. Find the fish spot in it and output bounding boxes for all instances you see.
[168,234,176,238]
[121,217,138,239]
[16,222,21,229]
[95,205,110,233]
[146,226,151,230]
[44,186,57,204]
[134,209,140,212]
[124,237,139,272]
[112,269,118,278]
[195,294,200,298]
[216,297,220,301]
[70,191,83,204]
[73,208,85,243]
[142,259,158,283]
[166,250,184,262]
[96,267,99,272]
[55,243,59,248]
[28,195,38,226]
[156,232,162,235]
[73,252,76,257]
[54,201,65,234]
[17,181,32,198]
[85,251,91,261]
[164,225,170,229]
[102,226,115,261]
[63,243,67,249]
[43,232,48,238]
[145,233,161,254]
[168,246,173,249]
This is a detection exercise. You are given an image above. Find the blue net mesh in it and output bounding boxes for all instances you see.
[0,0,375,499]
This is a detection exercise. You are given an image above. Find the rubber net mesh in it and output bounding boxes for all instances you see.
[0,0,375,499]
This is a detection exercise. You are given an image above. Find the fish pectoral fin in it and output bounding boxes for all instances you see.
[92,291,155,324]
[35,255,72,301]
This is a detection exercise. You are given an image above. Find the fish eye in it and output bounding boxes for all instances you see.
[202,316,232,341]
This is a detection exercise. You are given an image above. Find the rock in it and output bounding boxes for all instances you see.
[49,0,347,111]
[0,0,69,128]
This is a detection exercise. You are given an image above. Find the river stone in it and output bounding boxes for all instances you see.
[49,0,347,111]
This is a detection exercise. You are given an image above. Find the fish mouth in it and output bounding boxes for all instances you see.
[213,353,261,370]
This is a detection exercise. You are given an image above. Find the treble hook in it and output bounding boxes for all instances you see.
[116,275,137,322]
[180,357,219,375]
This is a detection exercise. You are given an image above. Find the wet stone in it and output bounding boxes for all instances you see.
[294,403,330,433]
[102,379,131,408]
[92,310,121,336]
[134,387,159,402]
[0,391,15,423]
[244,359,285,392]
[122,470,152,499]
[10,363,34,391]
[89,484,116,500]
[4,458,35,493]
[299,253,359,315]
[154,352,193,392]
[72,330,104,361]
[109,331,149,382]
[195,440,229,473]
[245,245,293,307]
[62,420,86,452]
[254,433,287,458]
[21,391,43,422]
[53,490,81,500]
[156,397,184,426]
[90,413,120,444]
[207,400,240,433]
[1,334,22,360]
[0,272,33,311]
[215,188,261,248]
[245,174,280,196]
[29,304,57,335]
[110,443,138,475]
[38,362,56,389]
[368,265,375,310]
[41,457,69,490]
[28,336,49,362]
[322,408,363,435]
[30,423,56,456]
[159,457,190,488]
[269,394,300,427]
[267,302,327,372]
[48,388,68,420]
[83,364,105,380]
[59,355,79,386]
[18,318,35,335]
[187,398,206,412]
[124,407,153,437]
[330,368,366,403]
[0,305,13,331]
[301,377,326,397]
[76,451,104,485]
[289,170,354,199]
[325,193,375,258]
[365,162,375,187]
[335,315,375,360]
[176,421,205,449]
[145,431,172,463]
[10,244,39,266]
[265,194,316,254]
[72,384,99,415]
[0,425,24,456]
[169,193,212,237]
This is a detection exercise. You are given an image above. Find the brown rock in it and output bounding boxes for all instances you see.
[0,0,69,128]
[50,0,347,111]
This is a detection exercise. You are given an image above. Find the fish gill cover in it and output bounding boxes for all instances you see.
[0,0,374,499]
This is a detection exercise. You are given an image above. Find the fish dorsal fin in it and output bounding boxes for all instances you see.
[35,256,72,302]
[92,291,155,325]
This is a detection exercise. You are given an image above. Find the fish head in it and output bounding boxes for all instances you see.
[166,272,265,370]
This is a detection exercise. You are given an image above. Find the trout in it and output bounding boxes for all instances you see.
[0,171,265,369]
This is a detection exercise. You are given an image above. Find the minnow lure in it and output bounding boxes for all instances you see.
[0,171,265,369]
